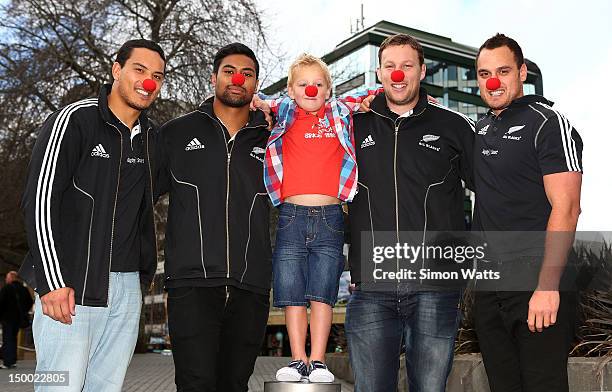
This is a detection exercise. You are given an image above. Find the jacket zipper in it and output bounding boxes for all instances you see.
[198,111,232,277]
[106,122,123,306]
[145,127,159,291]
[224,126,263,278]
[197,110,265,279]
[393,122,400,279]
[226,146,232,278]
[368,109,402,249]
[369,107,426,279]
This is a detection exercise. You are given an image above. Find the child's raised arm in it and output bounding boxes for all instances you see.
[338,88,383,112]
[251,93,292,115]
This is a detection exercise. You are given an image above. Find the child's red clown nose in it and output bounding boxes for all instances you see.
[486,77,501,91]
[390,70,405,83]
[231,73,245,86]
[142,79,156,93]
[305,85,318,97]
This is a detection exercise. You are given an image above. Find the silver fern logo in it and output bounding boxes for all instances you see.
[250,146,265,162]
[419,134,441,151]
[421,134,440,143]
[503,125,525,141]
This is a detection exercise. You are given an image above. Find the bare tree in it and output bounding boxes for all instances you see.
[0,0,279,118]
[0,95,38,269]
[0,0,281,259]
[0,0,283,347]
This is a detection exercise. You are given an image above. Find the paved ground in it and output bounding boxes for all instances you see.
[0,354,354,391]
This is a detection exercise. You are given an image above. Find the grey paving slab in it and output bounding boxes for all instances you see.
[0,354,354,392]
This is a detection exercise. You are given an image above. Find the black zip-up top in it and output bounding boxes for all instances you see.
[473,95,583,233]
[156,98,272,294]
[348,88,475,284]
[20,84,158,306]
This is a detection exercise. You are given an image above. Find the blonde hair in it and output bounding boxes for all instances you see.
[287,54,332,89]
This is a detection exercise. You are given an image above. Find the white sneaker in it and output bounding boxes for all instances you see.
[0,364,16,369]
[308,360,334,383]
[276,360,308,382]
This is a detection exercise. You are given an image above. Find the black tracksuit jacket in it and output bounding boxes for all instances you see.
[348,88,475,284]
[155,98,272,294]
[19,84,158,306]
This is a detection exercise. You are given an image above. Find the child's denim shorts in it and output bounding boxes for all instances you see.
[272,202,345,308]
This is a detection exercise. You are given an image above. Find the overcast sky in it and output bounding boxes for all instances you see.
[255,0,612,232]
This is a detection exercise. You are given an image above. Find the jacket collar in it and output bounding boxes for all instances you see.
[97,83,151,130]
[487,94,554,117]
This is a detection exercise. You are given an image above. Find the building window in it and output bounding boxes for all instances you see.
[329,45,371,88]
[424,60,480,95]
[524,83,536,95]
[335,73,365,96]
[425,59,445,87]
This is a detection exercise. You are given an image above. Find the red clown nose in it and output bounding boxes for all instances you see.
[391,70,405,83]
[305,85,318,97]
[486,77,501,91]
[231,73,245,86]
[142,79,156,93]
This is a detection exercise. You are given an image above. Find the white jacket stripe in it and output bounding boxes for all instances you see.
[536,102,580,172]
[35,99,97,290]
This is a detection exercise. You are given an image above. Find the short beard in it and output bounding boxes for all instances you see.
[483,96,511,112]
[118,83,150,111]
[217,88,251,108]
[487,103,508,111]
[386,87,419,108]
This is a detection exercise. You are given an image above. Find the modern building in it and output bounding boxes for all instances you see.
[262,20,543,121]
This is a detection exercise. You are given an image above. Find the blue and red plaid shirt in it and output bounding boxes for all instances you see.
[263,96,364,206]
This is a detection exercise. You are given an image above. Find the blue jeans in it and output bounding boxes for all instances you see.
[345,288,461,392]
[273,203,345,307]
[33,272,142,392]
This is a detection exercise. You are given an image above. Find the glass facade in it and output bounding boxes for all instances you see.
[329,45,370,86]
[329,44,376,97]
[524,83,536,95]
[427,98,488,121]
[424,60,480,95]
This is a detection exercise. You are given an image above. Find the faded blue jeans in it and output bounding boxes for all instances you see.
[33,272,141,392]
[345,287,461,392]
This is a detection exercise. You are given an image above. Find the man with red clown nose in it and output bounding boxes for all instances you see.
[472,33,583,392]
[345,33,475,392]
[20,39,165,391]
[155,43,272,392]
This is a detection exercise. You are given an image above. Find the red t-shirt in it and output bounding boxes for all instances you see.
[281,107,344,200]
